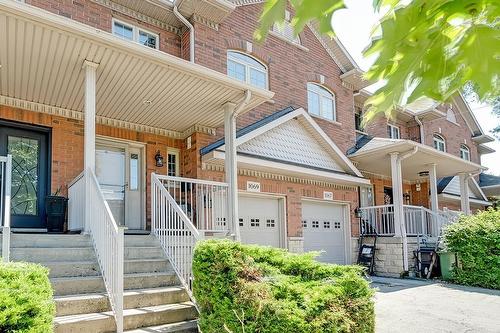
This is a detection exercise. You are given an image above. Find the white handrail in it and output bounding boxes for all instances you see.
[151,173,201,300]
[1,155,12,262]
[86,168,125,332]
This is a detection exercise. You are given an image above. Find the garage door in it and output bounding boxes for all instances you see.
[302,200,346,264]
[238,195,281,247]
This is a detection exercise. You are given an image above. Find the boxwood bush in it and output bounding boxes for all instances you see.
[0,261,55,332]
[193,240,375,333]
[443,208,500,289]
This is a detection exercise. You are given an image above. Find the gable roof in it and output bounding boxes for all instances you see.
[201,107,369,185]
[479,173,500,188]
[437,176,489,205]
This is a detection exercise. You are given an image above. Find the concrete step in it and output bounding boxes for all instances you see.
[55,287,190,316]
[53,302,197,333]
[125,258,171,274]
[125,246,164,260]
[124,272,178,290]
[51,275,106,296]
[11,247,95,263]
[124,320,198,333]
[45,260,100,278]
[4,234,91,248]
[124,235,160,247]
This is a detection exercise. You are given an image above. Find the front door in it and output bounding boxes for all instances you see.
[0,123,49,229]
[95,140,144,230]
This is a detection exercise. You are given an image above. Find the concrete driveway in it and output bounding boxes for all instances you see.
[371,277,500,333]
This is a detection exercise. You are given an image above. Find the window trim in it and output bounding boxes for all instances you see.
[227,50,269,89]
[433,134,446,152]
[307,82,337,122]
[167,148,180,177]
[387,123,401,139]
[112,18,159,50]
[460,144,470,161]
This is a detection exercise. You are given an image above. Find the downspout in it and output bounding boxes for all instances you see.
[173,0,194,62]
[225,90,252,241]
[414,115,424,144]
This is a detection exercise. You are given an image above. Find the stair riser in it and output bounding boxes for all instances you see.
[47,262,100,278]
[53,317,115,333]
[124,236,160,247]
[52,278,105,296]
[125,260,171,274]
[5,235,91,248]
[125,307,198,331]
[11,248,95,262]
[125,247,164,260]
[56,289,190,316]
[125,274,178,290]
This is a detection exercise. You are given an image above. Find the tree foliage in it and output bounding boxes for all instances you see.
[256,0,500,122]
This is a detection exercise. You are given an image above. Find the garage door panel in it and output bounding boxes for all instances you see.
[302,200,346,264]
[239,196,281,248]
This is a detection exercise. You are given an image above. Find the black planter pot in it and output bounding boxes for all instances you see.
[45,195,68,233]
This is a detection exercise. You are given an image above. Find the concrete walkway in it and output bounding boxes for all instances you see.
[371,277,500,333]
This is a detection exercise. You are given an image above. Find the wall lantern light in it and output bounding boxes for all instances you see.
[154,150,164,167]
[354,207,362,218]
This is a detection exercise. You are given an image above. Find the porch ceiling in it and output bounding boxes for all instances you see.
[349,138,486,181]
[0,1,273,134]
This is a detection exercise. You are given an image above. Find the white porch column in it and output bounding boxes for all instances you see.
[459,173,471,215]
[83,60,98,232]
[224,103,241,241]
[428,163,439,212]
[390,152,409,272]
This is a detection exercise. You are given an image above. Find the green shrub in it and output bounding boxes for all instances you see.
[193,240,375,333]
[0,261,55,332]
[443,208,500,289]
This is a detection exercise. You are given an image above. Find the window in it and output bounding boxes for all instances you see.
[323,221,331,229]
[272,10,300,44]
[112,19,158,49]
[312,220,319,228]
[302,220,307,228]
[355,107,365,132]
[167,150,179,177]
[446,108,457,123]
[250,218,260,227]
[307,83,336,121]
[460,144,470,161]
[334,221,341,229]
[266,219,276,228]
[387,124,400,139]
[227,51,268,89]
[433,134,446,152]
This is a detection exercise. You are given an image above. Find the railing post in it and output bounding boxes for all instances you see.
[2,155,12,263]
[116,227,125,333]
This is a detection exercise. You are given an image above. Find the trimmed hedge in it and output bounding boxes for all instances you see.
[193,240,375,333]
[0,261,55,332]
[443,208,500,290]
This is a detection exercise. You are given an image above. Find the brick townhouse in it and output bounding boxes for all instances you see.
[0,0,496,330]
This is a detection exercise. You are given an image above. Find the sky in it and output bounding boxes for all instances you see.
[331,0,500,176]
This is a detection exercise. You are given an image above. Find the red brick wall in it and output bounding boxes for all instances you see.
[193,3,357,153]
[26,0,181,57]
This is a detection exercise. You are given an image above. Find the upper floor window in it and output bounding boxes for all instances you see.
[272,10,300,44]
[112,19,159,49]
[387,124,400,139]
[307,83,336,121]
[227,51,268,89]
[355,107,364,132]
[460,144,470,161]
[433,134,446,152]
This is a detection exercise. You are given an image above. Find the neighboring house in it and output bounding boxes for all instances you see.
[0,0,496,331]
[479,173,500,199]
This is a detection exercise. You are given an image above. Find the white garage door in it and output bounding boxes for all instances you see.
[302,200,346,264]
[238,195,281,247]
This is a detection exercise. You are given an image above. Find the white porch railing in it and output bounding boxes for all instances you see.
[69,169,125,332]
[151,173,203,299]
[68,171,85,231]
[155,175,229,235]
[1,155,12,262]
[360,204,448,237]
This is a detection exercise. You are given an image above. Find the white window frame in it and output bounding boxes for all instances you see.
[460,144,470,161]
[112,18,159,50]
[307,83,336,122]
[433,134,446,152]
[387,123,401,139]
[167,149,180,177]
[227,51,268,89]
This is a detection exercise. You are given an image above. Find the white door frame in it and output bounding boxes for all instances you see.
[238,191,288,249]
[301,197,352,264]
[96,135,146,230]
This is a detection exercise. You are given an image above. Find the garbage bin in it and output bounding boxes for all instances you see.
[45,195,68,233]
[439,251,456,280]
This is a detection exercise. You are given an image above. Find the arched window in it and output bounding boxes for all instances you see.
[446,108,457,123]
[307,83,336,121]
[227,51,268,89]
[433,134,446,152]
[460,144,470,161]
